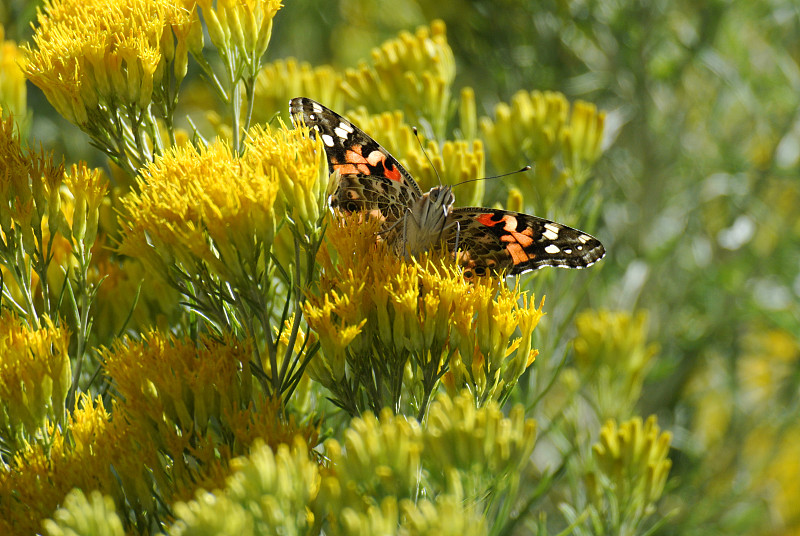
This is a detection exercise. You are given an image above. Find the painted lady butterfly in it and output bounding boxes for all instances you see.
[289,97,605,278]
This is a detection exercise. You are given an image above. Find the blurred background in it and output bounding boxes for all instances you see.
[3,0,799,534]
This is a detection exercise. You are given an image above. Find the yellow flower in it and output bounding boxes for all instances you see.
[43,489,125,536]
[587,416,672,523]
[195,0,282,71]
[245,124,330,238]
[0,26,27,119]
[0,312,71,448]
[480,90,606,211]
[323,409,423,506]
[0,113,65,242]
[23,0,193,126]
[170,438,319,536]
[571,309,658,420]
[343,20,455,136]
[103,331,251,440]
[118,129,284,283]
[423,391,537,488]
[0,395,119,535]
[62,162,108,247]
[253,57,345,125]
[306,216,544,414]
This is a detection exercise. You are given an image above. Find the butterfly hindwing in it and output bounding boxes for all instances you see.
[330,173,417,226]
[445,209,606,276]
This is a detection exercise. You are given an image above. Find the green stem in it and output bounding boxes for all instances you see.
[66,243,93,410]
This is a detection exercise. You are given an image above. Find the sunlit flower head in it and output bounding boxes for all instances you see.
[245,124,329,237]
[195,0,282,71]
[62,162,108,247]
[118,127,298,283]
[305,215,544,412]
[23,0,194,125]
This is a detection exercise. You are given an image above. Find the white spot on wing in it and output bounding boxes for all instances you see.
[321,134,335,147]
[545,244,560,254]
[334,127,349,139]
[578,234,591,244]
[338,121,354,133]
[543,229,559,241]
[312,102,323,113]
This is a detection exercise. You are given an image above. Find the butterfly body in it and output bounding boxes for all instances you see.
[290,97,605,277]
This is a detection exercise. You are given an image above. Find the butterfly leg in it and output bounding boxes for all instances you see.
[452,220,462,262]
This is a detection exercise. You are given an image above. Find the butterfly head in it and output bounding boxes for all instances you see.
[422,185,455,215]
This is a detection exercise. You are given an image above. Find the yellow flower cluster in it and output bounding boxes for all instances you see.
[103,332,251,440]
[23,0,194,126]
[424,393,537,481]
[171,438,320,535]
[102,330,319,505]
[481,90,606,212]
[196,0,282,74]
[253,57,345,124]
[320,392,531,533]
[587,416,672,519]
[306,216,543,412]
[119,125,322,284]
[0,312,70,449]
[0,26,26,119]
[343,20,455,136]
[0,395,118,535]
[63,163,108,249]
[0,112,64,252]
[571,310,658,420]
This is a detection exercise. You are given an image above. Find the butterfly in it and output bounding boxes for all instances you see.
[289,97,605,279]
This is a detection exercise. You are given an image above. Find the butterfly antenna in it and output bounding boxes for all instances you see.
[452,165,533,189]
[412,126,443,186]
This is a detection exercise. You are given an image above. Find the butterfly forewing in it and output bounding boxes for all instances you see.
[289,97,422,197]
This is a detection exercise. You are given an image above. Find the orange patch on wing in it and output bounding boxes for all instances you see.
[476,214,535,247]
[383,165,402,182]
[503,229,534,247]
[338,145,371,175]
[476,213,496,226]
[506,243,530,264]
